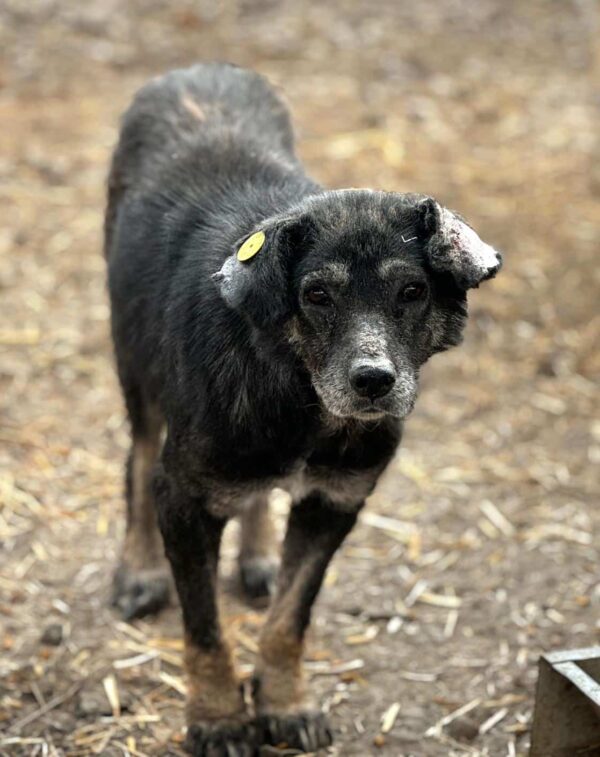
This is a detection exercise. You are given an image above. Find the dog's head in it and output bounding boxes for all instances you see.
[214,190,501,420]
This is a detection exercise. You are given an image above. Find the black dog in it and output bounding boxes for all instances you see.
[105,63,501,755]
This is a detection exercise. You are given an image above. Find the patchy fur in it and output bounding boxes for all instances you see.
[105,63,501,754]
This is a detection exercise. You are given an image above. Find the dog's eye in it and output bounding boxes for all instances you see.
[304,286,332,306]
[399,282,427,303]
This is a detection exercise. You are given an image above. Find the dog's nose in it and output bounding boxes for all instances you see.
[349,363,396,400]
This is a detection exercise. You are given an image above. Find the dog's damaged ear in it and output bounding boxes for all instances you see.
[416,197,502,290]
[212,213,314,327]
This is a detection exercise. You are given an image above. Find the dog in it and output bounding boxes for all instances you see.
[104,62,501,756]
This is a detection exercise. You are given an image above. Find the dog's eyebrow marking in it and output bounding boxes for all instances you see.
[303,262,350,287]
[377,258,417,279]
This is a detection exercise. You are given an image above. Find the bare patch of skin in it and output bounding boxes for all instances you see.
[181,94,206,122]
[439,207,500,277]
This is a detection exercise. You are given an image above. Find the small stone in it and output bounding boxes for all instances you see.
[445,715,479,742]
[77,690,112,717]
[76,687,132,717]
[40,623,63,646]
[46,711,76,733]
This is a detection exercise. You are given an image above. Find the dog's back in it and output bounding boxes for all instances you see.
[105,63,295,255]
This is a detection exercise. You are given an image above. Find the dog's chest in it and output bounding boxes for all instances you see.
[204,425,396,518]
[206,457,378,519]
[277,460,378,511]
[198,413,400,519]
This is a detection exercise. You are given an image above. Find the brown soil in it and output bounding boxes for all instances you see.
[1,2,598,756]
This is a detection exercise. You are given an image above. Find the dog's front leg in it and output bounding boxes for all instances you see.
[253,492,361,751]
[153,467,256,757]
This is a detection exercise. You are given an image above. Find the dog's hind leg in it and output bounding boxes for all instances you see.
[238,494,278,601]
[253,493,361,751]
[111,379,171,620]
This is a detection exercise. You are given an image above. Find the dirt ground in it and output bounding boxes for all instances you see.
[1,1,599,755]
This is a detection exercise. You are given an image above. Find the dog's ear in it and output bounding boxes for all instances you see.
[213,214,314,327]
[415,197,502,289]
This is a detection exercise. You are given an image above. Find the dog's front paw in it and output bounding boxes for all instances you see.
[256,711,333,753]
[185,719,259,757]
[111,563,171,620]
[239,556,278,601]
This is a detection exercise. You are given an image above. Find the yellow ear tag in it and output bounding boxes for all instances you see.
[237,230,265,262]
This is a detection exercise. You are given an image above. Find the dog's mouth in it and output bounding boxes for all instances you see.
[348,407,388,421]
[352,398,414,421]
[318,394,414,422]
